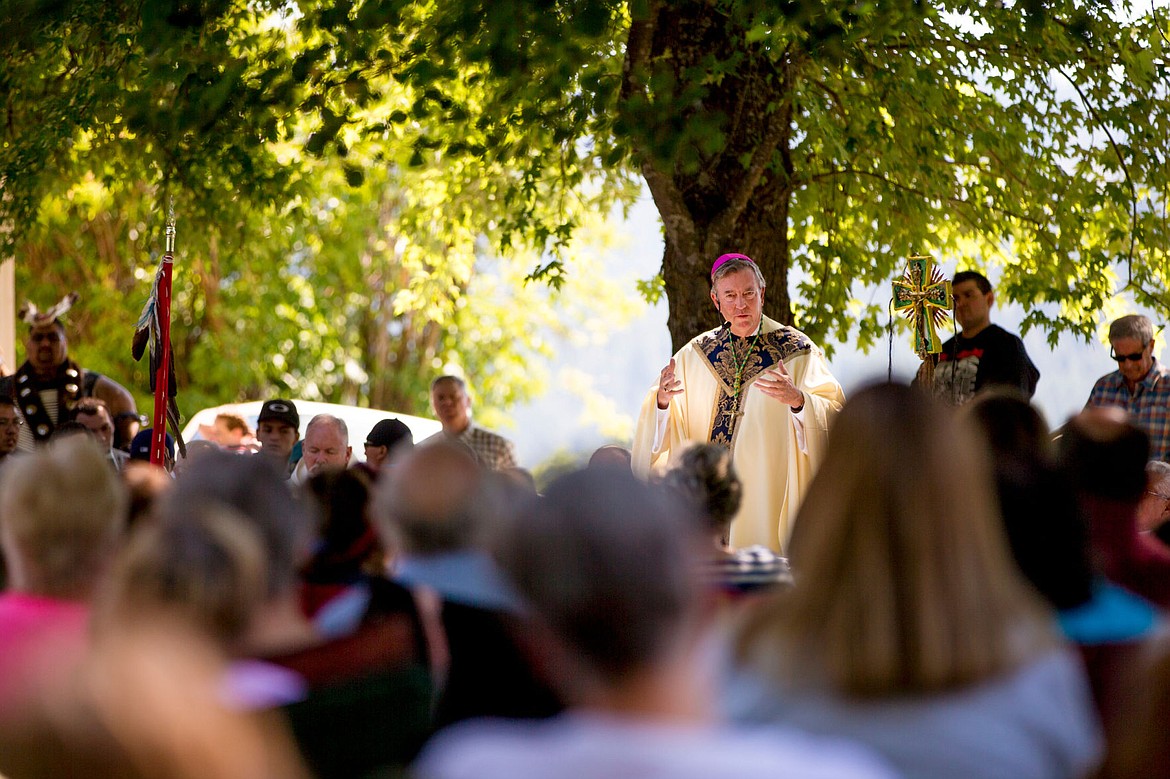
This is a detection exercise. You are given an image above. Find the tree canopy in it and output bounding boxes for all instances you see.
[1,0,636,422]
[330,0,1169,349]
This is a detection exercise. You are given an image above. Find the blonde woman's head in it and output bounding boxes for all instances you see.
[738,382,1052,698]
[0,436,127,598]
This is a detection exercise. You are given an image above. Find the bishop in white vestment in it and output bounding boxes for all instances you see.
[632,254,844,552]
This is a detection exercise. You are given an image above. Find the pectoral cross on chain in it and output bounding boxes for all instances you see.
[893,256,952,362]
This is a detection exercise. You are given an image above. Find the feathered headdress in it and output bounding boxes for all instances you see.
[19,292,79,326]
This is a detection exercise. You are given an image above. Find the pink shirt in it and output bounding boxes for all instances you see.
[0,592,89,713]
[1085,496,1170,608]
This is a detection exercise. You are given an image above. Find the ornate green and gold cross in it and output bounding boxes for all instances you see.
[893,256,952,359]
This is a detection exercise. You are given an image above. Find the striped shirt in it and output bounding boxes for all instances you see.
[15,388,59,452]
[1086,360,1170,461]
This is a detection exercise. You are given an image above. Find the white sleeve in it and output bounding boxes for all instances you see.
[652,405,670,453]
[791,395,808,454]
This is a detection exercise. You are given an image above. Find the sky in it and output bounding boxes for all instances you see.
[507,194,1160,468]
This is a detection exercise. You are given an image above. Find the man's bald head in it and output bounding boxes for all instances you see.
[371,440,494,555]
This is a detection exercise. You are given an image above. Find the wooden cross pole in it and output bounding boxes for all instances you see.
[892,256,953,386]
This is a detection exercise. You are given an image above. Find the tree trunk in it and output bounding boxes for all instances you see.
[625,0,801,352]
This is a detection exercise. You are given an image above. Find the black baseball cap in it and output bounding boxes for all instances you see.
[258,399,299,429]
[130,428,175,461]
[365,418,413,450]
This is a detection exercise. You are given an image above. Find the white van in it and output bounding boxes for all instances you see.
[181,399,442,461]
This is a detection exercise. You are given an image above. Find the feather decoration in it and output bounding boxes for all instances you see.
[20,292,79,325]
[132,249,186,462]
[131,266,161,363]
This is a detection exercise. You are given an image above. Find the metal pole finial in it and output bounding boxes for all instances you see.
[165,197,176,254]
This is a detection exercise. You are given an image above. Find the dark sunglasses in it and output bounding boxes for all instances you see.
[1111,344,1149,363]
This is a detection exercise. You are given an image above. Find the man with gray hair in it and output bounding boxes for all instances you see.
[425,375,517,471]
[291,413,353,484]
[632,252,844,553]
[371,441,559,728]
[1138,461,1170,536]
[1086,314,1170,461]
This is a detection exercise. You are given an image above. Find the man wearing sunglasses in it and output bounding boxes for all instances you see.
[1086,314,1170,461]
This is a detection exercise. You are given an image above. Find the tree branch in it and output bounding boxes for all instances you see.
[708,50,798,247]
[1053,65,1138,280]
[806,167,1046,227]
[619,0,659,103]
[621,0,699,257]
[806,76,847,122]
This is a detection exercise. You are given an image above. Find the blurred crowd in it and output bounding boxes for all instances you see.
[1,379,1169,779]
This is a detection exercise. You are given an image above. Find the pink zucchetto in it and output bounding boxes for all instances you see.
[710,253,755,280]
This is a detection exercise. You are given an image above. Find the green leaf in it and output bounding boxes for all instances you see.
[343,164,365,187]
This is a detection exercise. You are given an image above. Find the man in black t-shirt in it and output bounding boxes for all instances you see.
[919,271,1040,405]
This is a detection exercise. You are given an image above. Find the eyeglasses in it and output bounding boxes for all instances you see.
[1111,344,1149,363]
[1145,490,1170,502]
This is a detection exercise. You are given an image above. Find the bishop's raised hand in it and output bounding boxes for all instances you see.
[656,358,684,409]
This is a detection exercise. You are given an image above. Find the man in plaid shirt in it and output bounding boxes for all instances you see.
[425,375,518,471]
[1086,314,1170,461]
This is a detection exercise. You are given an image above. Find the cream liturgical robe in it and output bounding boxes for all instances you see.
[632,317,844,552]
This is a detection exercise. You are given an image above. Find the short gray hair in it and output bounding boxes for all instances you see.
[371,440,494,554]
[494,468,701,687]
[1109,315,1154,344]
[711,258,765,291]
[158,450,314,600]
[1147,460,1170,491]
[431,375,467,392]
[305,413,349,446]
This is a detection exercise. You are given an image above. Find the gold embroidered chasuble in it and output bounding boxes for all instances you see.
[632,317,844,552]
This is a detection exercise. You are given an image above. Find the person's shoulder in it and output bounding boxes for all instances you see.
[416,715,896,779]
[412,717,554,779]
[760,317,816,354]
[90,373,135,408]
[982,323,1017,340]
[981,324,1027,346]
[692,324,728,352]
[421,430,447,445]
[980,646,1100,737]
[470,423,513,445]
[1089,369,1124,391]
[712,726,899,779]
[1059,580,1160,645]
